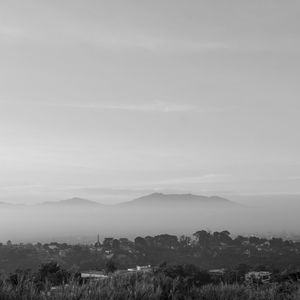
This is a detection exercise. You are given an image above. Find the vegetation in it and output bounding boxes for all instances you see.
[0,268,300,300]
[1,230,300,274]
[1,230,300,299]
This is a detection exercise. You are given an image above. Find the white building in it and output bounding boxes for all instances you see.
[245,271,271,284]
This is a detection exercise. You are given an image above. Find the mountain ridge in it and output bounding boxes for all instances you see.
[39,197,102,206]
[118,192,238,207]
[0,193,239,207]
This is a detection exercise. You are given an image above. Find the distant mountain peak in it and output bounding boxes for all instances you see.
[41,197,101,206]
[149,192,163,196]
[63,197,94,203]
[119,192,238,207]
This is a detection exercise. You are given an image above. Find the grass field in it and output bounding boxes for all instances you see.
[0,271,299,300]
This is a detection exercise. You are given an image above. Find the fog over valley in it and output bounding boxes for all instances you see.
[1,193,299,243]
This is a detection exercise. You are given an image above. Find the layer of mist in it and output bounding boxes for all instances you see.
[0,193,299,243]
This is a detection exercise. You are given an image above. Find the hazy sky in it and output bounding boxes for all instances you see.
[0,1,300,203]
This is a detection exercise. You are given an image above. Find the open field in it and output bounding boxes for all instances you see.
[1,271,300,300]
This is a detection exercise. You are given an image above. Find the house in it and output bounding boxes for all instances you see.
[127,265,152,272]
[208,268,226,281]
[208,268,226,276]
[137,265,151,271]
[81,271,108,281]
[245,271,271,284]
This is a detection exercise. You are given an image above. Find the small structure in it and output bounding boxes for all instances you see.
[48,245,58,251]
[137,265,151,271]
[128,265,152,272]
[81,271,108,281]
[245,271,271,284]
[208,269,226,281]
[208,268,226,276]
[95,234,101,249]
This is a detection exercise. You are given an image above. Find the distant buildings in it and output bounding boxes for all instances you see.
[208,268,226,276]
[81,271,108,280]
[245,271,271,284]
[127,265,152,272]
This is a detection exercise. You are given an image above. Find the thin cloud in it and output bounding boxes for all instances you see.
[0,23,232,53]
[95,101,197,113]
[80,34,231,54]
[1,99,237,114]
[121,174,233,188]
[41,100,236,114]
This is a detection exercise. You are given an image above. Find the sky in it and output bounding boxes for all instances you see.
[0,0,300,204]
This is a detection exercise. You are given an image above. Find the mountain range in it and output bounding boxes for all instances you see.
[0,193,239,208]
[119,193,237,208]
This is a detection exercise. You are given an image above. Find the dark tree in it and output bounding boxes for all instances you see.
[193,230,210,246]
[112,239,120,250]
[36,261,69,286]
[134,236,147,248]
[105,259,117,274]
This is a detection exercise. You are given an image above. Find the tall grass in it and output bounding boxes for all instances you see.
[0,272,299,300]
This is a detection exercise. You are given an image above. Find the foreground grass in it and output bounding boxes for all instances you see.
[0,272,299,300]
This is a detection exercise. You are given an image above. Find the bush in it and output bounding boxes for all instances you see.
[0,267,299,300]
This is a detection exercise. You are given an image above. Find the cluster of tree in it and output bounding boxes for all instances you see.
[1,230,300,275]
[132,230,292,249]
[5,262,70,291]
